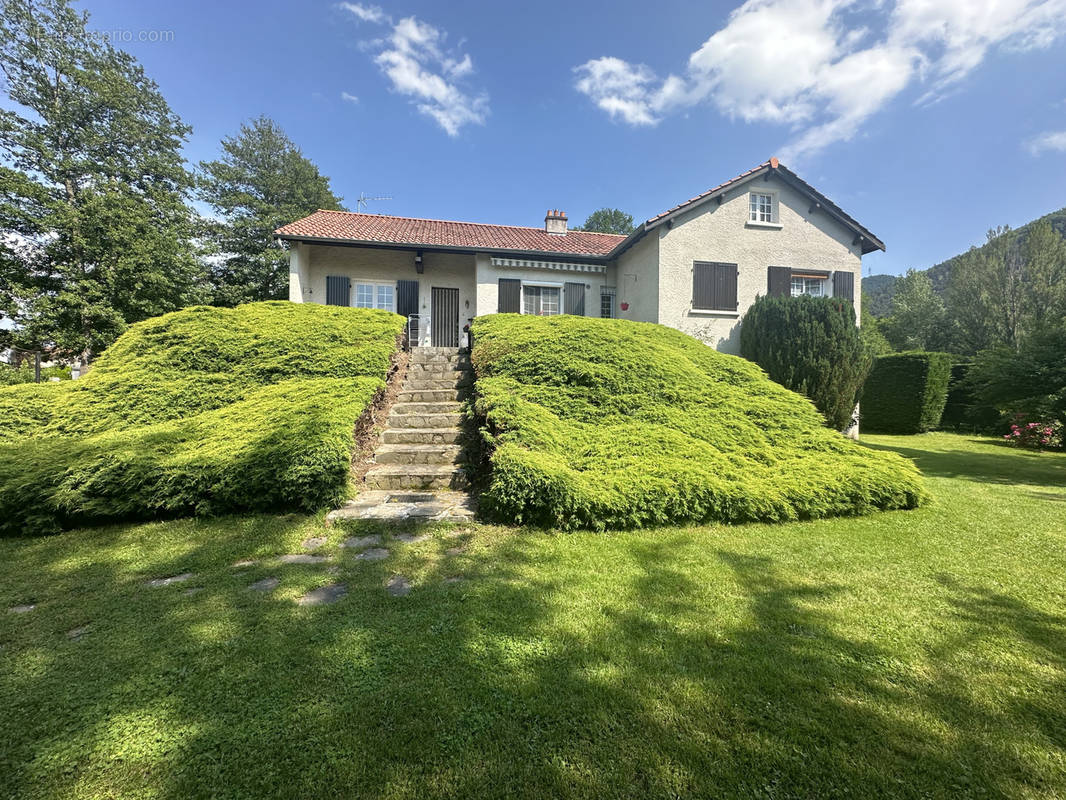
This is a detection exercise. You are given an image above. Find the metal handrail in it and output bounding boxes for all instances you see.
[403,314,420,351]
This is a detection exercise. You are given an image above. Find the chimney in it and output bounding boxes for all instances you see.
[544,209,567,235]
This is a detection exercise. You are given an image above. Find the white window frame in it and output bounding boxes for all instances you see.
[748,190,781,228]
[520,280,563,316]
[353,280,395,311]
[790,276,825,297]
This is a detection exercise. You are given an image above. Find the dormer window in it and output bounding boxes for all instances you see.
[749,192,774,223]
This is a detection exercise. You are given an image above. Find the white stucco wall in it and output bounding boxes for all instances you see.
[300,244,477,346]
[477,260,613,317]
[653,174,863,353]
[615,230,659,323]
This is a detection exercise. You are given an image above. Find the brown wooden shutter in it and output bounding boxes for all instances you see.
[325,275,350,306]
[832,271,854,301]
[498,278,521,313]
[694,262,738,310]
[564,282,585,315]
[767,266,791,297]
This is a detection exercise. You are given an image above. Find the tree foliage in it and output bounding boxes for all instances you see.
[740,295,871,431]
[880,269,949,351]
[198,117,344,305]
[573,207,635,235]
[0,0,202,359]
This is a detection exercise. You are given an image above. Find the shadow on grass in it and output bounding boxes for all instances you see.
[3,522,1065,797]
[864,440,1066,488]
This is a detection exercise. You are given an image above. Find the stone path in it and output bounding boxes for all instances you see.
[298,583,347,606]
[249,577,280,592]
[146,572,194,587]
[9,603,35,614]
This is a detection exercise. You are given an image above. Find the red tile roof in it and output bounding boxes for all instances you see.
[275,210,626,257]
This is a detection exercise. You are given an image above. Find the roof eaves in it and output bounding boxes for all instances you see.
[272,232,616,261]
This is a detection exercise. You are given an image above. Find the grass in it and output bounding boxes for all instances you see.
[2,433,1064,798]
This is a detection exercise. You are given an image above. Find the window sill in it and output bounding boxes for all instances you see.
[690,309,740,318]
[746,220,783,229]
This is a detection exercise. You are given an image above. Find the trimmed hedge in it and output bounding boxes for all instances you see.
[471,314,926,530]
[0,302,404,534]
[861,351,954,434]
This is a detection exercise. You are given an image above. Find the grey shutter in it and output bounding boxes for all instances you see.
[767,266,791,298]
[832,271,854,301]
[564,282,585,315]
[396,279,419,343]
[715,263,738,311]
[498,278,521,313]
[694,262,738,310]
[693,262,714,309]
[326,275,350,306]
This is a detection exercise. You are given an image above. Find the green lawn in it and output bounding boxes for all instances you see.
[2,433,1064,798]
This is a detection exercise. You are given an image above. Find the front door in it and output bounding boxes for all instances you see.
[431,287,460,347]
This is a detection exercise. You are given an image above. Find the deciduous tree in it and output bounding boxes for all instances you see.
[0,0,201,359]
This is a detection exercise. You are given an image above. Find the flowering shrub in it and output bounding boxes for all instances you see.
[1003,416,1063,450]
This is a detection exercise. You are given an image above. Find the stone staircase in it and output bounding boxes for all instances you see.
[363,347,470,491]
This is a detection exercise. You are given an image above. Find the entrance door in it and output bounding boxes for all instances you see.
[431,287,460,347]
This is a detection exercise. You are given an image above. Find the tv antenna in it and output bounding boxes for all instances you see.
[356,192,392,212]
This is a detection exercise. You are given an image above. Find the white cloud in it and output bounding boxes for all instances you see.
[341,91,359,103]
[339,2,389,24]
[574,0,1066,160]
[1027,130,1066,155]
[341,11,489,136]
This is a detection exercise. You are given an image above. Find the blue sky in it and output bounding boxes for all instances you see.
[80,0,1066,276]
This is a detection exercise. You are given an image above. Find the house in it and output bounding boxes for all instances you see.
[275,158,883,353]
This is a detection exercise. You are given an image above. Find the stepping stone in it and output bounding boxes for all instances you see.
[147,572,194,587]
[277,554,329,565]
[232,559,257,568]
[301,536,327,550]
[340,534,382,549]
[248,577,280,592]
[67,624,90,640]
[444,576,465,584]
[394,532,431,544]
[183,587,204,597]
[297,583,347,606]
[445,546,466,556]
[386,575,412,596]
[9,604,35,614]
[354,548,390,562]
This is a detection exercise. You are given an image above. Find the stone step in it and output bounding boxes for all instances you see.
[363,464,467,491]
[412,346,461,356]
[404,376,472,391]
[387,411,463,429]
[327,490,475,525]
[381,427,463,445]
[391,401,462,415]
[410,352,471,366]
[397,388,467,403]
[374,443,461,465]
[405,362,469,375]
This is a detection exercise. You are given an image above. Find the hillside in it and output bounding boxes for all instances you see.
[0,302,404,534]
[470,314,925,529]
[866,205,1066,316]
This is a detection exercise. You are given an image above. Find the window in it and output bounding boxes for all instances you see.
[749,192,774,223]
[790,276,824,297]
[355,282,395,310]
[600,287,616,319]
[693,262,738,311]
[522,285,560,316]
